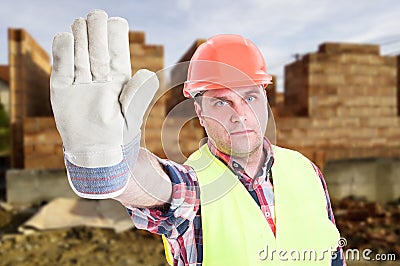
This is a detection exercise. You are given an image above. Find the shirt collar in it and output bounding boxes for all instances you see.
[207,137,275,186]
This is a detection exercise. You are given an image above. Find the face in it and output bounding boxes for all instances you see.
[194,85,268,158]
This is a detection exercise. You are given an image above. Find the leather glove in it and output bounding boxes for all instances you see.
[50,9,159,168]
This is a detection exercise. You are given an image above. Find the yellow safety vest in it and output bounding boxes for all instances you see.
[163,144,340,265]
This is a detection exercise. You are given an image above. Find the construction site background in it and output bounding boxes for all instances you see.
[0,27,398,266]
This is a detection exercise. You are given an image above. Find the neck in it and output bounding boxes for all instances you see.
[232,146,265,179]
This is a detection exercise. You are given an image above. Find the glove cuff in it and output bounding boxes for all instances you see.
[65,133,141,199]
[123,133,141,173]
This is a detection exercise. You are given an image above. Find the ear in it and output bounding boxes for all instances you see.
[194,101,205,127]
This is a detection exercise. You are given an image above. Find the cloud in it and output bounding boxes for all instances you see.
[176,0,193,11]
[0,0,399,92]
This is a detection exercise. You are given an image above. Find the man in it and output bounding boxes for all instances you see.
[51,10,346,266]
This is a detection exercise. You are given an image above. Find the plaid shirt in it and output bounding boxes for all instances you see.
[128,138,346,266]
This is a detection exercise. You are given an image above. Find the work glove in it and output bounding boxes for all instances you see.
[50,10,159,169]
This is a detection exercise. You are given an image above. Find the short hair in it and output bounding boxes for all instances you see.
[193,91,205,107]
[194,95,203,105]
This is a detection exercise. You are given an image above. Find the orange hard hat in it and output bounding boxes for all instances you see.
[183,34,272,98]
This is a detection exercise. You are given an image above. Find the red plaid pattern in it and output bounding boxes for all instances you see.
[127,138,346,265]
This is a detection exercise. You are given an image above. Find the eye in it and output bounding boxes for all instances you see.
[246,96,256,102]
[215,100,228,107]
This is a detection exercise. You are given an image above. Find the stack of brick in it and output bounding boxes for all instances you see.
[165,39,206,115]
[161,39,207,162]
[397,55,400,116]
[161,117,204,163]
[0,65,9,83]
[284,58,308,116]
[129,31,167,158]
[129,32,164,74]
[278,43,400,168]
[13,30,400,172]
[9,29,52,168]
[23,117,63,169]
[142,99,167,158]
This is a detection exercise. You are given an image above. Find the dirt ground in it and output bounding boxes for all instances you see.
[1,197,400,266]
[0,205,168,266]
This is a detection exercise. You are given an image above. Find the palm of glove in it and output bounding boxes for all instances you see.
[50,10,158,168]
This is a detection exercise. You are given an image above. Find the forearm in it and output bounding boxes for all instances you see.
[113,147,173,208]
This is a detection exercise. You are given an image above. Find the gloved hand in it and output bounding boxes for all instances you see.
[50,9,159,168]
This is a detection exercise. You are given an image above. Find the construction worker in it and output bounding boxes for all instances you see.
[51,10,346,266]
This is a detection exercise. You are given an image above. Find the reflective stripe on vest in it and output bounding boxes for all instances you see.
[163,144,340,265]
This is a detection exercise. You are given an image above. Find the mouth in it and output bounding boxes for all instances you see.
[230,129,255,136]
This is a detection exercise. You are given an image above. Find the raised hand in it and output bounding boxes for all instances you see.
[50,10,159,168]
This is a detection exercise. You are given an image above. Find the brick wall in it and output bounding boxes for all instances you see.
[13,31,400,171]
[0,65,9,83]
[284,59,308,116]
[166,39,206,115]
[397,55,400,116]
[129,31,164,74]
[129,31,166,158]
[161,40,207,161]
[9,29,52,168]
[23,117,63,169]
[278,42,400,169]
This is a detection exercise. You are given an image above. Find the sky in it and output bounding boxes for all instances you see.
[0,0,399,91]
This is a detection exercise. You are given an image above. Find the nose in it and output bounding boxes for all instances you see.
[230,102,250,123]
